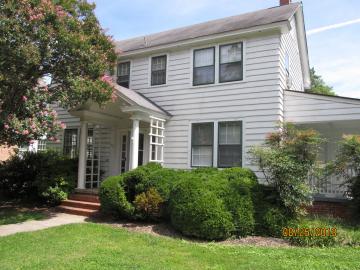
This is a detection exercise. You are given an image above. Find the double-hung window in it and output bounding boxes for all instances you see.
[117,62,130,88]
[191,123,213,167]
[63,129,78,158]
[193,47,215,86]
[218,121,242,167]
[219,42,243,83]
[151,55,167,86]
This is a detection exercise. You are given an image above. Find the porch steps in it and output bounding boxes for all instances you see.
[57,193,100,217]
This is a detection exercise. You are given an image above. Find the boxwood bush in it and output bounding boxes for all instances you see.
[169,177,234,240]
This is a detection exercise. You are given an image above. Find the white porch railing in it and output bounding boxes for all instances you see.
[309,169,353,199]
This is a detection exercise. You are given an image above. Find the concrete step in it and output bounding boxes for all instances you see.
[56,205,99,217]
[68,193,100,203]
[61,199,100,210]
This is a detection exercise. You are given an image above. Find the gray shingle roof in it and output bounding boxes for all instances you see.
[115,3,300,53]
[113,83,171,116]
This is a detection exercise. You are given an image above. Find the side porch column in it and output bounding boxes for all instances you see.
[130,118,140,170]
[77,121,88,189]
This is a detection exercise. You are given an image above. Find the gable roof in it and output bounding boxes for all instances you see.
[115,3,301,53]
[113,83,171,117]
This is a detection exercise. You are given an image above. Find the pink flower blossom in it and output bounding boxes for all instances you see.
[101,74,113,84]
[60,123,66,129]
[22,96,28,102]
[48,136,55,141]
[22,130,29,135]
[4,124,9,129]
[55,139,60,143]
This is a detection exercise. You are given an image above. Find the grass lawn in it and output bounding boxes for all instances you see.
[0,207,46,225]
[0,223,360,270]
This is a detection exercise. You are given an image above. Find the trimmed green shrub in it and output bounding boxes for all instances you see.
[169,178,234,240]
[99,175,134,218]
[0,151,77,205]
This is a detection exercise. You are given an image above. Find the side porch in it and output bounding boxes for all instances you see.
[285,90,360,200]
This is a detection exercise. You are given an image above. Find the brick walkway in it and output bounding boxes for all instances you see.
[0,212,86,237]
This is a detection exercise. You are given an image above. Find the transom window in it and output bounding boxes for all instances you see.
[193,47,215,86]
[151,55,167,86]
[191,123,213,167]
[63,129,78,158]
[218,121,242,167]
[219,42,243,83]
[117,62,130,88]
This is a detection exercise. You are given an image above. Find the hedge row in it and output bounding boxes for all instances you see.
[99,163,290,240]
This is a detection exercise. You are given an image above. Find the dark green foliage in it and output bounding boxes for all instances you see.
[307,67,335,96]
[169,179,234,240]
[0,151,77,205]
[99,175,134,218]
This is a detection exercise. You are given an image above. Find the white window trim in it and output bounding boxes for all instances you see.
[148,53,169,88]
[116,60,132,89]
[190,40,247,88]
[187,118,246,169]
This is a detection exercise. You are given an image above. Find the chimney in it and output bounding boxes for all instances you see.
[280,0,291,5]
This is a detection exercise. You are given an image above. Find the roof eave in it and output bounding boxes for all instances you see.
[117,21,290,58]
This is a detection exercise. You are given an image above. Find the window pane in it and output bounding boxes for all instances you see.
[192,123,213,146]
[117,62,130,76]
[219,62,242,82]
[192,146,212,167]
[63,129,78,158]
[151,55,166,85]
[220,43,242,64]
[117,62,130,88]
[194,66,215,85]
[219,122,242,145]
[218,145,242,167]
[194,48,214,67]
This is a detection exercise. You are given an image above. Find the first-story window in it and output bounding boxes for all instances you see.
[193,47,215,86]
[191,122,213,167]
[63,129,78,158]
[117,61,130,88]
[37,140,47,152]
[218,121,242,167]
[151,55,167,86]
[219,42,243,83]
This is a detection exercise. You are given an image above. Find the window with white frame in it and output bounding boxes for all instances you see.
[193,47,215,86]
[151,55,167,86]
[191,122,213,167]
[117,61,130,88]
[63,129,78,158]
[37,140,47,152]
[218,121,242,167]
[219,42,243,83]
[149,117,164,163]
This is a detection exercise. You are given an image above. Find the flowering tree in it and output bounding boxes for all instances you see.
[0,0,117,145]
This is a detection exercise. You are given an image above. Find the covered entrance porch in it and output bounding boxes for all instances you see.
[69,84,170,190]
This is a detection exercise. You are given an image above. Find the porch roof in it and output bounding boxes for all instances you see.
[113,83,171,117]
[284,90,360,123]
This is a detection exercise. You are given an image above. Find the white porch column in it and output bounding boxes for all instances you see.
[77,121,88,189]
[130,118,140,170]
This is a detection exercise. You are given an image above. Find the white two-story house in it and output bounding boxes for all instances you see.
[37,0,360,201]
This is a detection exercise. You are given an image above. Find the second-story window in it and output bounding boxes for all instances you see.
[193,47,215,86]
[219,42,243,83]
[151,55,167,86]
[117,62,130,88]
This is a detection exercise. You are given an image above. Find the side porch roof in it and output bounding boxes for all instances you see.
[284,90,360,123]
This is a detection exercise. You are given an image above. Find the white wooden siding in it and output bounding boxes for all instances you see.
[126,33,284,170]
[279,17,304,92]
[284,90,360,123]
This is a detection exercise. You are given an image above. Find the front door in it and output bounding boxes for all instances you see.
[120,132,145,173]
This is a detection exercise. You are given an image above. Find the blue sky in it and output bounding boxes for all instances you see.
[93,0,360,98]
